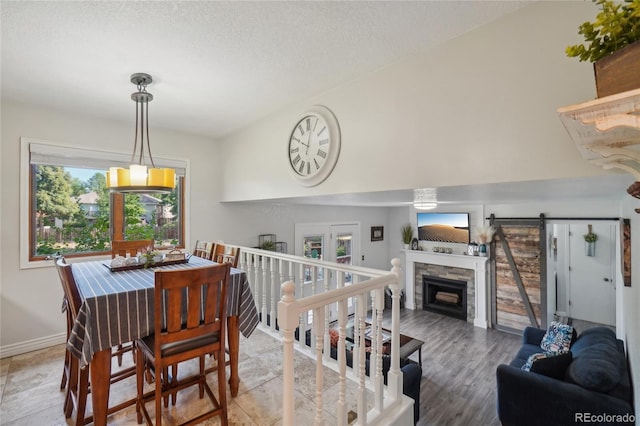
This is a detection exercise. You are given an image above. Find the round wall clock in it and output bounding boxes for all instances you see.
[287,105,341,187]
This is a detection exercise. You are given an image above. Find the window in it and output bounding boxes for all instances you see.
[22,139,187,264]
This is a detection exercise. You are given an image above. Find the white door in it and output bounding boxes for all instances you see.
[294,223,360,267]
[295,222,360,322]
[567,223,616,326]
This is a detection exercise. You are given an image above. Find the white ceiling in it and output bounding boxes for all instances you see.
[1,1,633,206]
[2,0,532,139]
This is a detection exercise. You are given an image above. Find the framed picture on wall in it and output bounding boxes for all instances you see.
[371,226,384,242]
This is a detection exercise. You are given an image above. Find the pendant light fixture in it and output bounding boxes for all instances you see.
[413,188,438,210]
[106,73,175,193]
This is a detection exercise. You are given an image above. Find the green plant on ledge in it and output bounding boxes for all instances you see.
[584,224,599,242]
[260,240,276,251]
[401,223,414,245]
[565,0,640,62]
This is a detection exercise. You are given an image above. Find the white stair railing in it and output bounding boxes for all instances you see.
[228,245,413,425]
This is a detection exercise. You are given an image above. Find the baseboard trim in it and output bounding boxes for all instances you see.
[474,318,488,329]
[0,332,66,359]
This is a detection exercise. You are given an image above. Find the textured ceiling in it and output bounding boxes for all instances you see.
[1,0,530,139]
[2,1,632,206]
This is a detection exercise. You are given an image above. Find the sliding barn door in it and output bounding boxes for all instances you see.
[490,215,547,334]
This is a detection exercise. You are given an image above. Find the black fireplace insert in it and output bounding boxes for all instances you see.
[422,275,467,321]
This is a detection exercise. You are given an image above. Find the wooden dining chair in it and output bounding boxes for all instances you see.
[54,255,73,393]
[60,294,72,390]
[111,239,154,258]
[192,240,215,260]
[212,243,240,268]
[56,258,136,426]
[135,263,230,426]
[55,258,86,423]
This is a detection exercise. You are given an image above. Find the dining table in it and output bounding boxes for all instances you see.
[66,255,259,426]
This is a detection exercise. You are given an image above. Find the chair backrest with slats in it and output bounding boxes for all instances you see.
[193,240,215,260]
[111,239,154,258]
[56,258,82,319]
[212,244,240,268]
[153,263,230,364]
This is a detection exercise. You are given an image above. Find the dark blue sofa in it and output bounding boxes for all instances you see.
[497,327,634,426]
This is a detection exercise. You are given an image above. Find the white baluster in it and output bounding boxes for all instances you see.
[238,251,246,273]
[387,258,403,402]
[309,266,317,350]
[262,254,268,327]
[298,263,306,348]
[270,256,277,332]
[278,281,298,426]
[337,299,348,426]
[323,265,331,361]
[249,254,258,313]
[356,293,367,426]
[370,291,378,377]
[373,288,384,411]
[313,307,325,425]
[277,259,285,331]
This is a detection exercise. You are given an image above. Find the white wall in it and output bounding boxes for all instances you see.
[218,2,606,202]
[0,101,219,350]
[215,202,392,270]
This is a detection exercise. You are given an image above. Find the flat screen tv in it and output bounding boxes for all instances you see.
[417,212,470,244]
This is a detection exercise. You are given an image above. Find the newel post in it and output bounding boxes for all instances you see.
[278,281,299,426]
[387,257,404,401]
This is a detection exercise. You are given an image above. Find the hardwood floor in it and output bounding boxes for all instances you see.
[385,309,521,426]
[0,309,522,425]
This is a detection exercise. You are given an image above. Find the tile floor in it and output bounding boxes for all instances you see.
[0,328,359,425]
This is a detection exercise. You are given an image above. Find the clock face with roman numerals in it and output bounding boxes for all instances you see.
[288,105,341,187]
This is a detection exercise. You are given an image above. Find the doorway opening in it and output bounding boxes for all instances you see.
[547,220,620,336]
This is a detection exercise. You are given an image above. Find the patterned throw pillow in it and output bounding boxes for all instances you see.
[540,321,574,353]
[522,352,548,372]
[521,351,573,379]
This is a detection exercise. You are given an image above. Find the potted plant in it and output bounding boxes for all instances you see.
[475,225,496,257]
[565,0,640,97]
[401,223,414,250]
[260,240,276,251]
[584,224,598,256]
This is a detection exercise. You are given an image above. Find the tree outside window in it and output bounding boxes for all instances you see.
[32,164,183,259]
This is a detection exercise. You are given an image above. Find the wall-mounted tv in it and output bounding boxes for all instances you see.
[417,212,470,244]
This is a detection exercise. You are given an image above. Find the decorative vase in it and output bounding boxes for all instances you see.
[403,244,410,250]
[479,243,487,257]
[585,241,596,257]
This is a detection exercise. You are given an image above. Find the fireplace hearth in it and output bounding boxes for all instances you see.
[423,275,467,321]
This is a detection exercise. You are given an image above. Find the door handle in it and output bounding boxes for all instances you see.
[603,278,610,282]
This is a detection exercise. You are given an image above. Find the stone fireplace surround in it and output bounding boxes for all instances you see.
[403,250,488,328]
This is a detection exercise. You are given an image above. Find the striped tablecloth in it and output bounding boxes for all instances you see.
[67,256,259,368]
